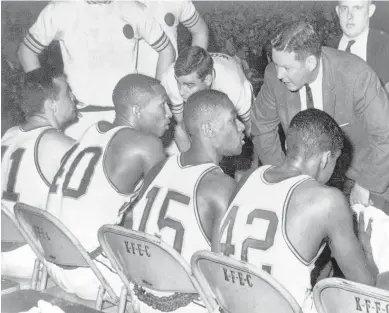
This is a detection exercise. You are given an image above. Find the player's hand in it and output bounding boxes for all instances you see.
[358,212,379,278]
[350,182,373,207]
[358,211,373,255]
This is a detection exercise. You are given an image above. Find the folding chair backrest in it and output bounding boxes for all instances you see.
[98,225,197,293]
[1,203,26,250]
[191,250,302,313]
[14,202,89,268]
[313,278,389,313]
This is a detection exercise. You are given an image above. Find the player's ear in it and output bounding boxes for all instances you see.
[320,151,331,169]
[368,3,376,18]
[203,74,213,87]
[335,5,340,18]
[132,104,141,119]
[201,122,215,138]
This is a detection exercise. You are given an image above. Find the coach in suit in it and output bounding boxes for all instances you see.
[327,0,389,93]
[251,21,389,210]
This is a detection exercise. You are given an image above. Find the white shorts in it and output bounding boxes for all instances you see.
[65,110,115,140]
[44,254,122,301]
[351,204,389,273]
[1,244,36,279]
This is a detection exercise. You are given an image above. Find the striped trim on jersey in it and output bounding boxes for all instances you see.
[150,33,170,52]
[171,102,184,115]
[34,127,56,188]
[181,11,200,29]
[23,31,46,54]
[239,108,251,122]
[280,175,326,266]
[86,0,113,4]
[193,165,221,246]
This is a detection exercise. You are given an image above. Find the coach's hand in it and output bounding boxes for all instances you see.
[350,182,373,207]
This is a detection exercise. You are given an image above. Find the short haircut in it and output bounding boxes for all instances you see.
[174,46,214,80]
[21,66,64,117]
[286,109,344,159]
[112,74,163,113]
[271,21,321,61]
[183,89,233,135]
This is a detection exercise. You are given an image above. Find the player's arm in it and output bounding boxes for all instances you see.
[37,129,76,184]
[161,67,191,152]
[156,43,176,81]
[180,1,209,50]
[18,2,62,73]
[324,188,376,286]
[197,169,237,252]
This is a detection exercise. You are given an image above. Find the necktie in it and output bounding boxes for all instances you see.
[305,84,314,109]
[345,40,356,53]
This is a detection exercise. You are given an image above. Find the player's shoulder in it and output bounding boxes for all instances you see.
[295,180,348,215]
[198,167,237,201]
[112,128,164,155]
[38,128,75,154]
[212,53,246,81]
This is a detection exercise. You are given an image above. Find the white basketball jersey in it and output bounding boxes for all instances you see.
[46,123,142,252]
[132,154,219,263]
[220,165,323,306]
[2,126,53,213]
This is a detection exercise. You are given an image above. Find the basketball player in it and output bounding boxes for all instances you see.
[1,67,76,278]
[124,89,245,313]
[216,109,378,312]
[161,46,253,153]
[136,0,209,78]
[18,0,175,139]
[44,74,172,300]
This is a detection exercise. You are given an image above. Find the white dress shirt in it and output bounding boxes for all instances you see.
[338,28,369,61]
[299,58,323,111]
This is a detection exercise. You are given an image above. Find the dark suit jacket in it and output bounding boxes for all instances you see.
[327,28,389,86]
[251,47,389,199]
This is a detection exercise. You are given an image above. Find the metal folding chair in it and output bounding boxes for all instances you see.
[191,250,303,313]
[14,202,120,311]
[1,203,40,294]
[98,225,216,313]
[313,277,389,313]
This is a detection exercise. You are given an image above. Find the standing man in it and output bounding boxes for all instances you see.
[18,0,175,139]
[330,0,389,93]
[217,109,378,312]
[136,0,209,78]
[2,67,76,279]
[125,90,244,313]
[251,21,389,210]
[45,74,172,301]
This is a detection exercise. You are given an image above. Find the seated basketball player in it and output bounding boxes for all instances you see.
[1,67,76,278]
[215,109,378,312]
[44,74,172,300]
[124,89,245,313]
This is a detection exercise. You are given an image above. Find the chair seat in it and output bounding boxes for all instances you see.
[1,277,20,295]
[1,289,103,313]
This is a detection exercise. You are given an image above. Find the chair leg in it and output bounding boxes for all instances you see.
[96,285,105,311]
[39,266,48,291]
[31,259,40,290]
[117,285,127,313]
